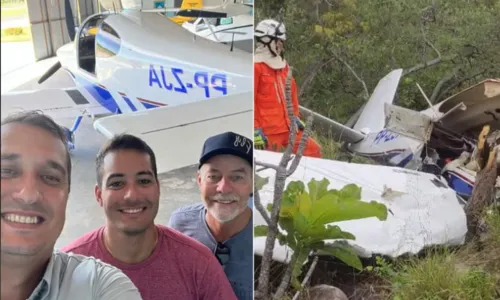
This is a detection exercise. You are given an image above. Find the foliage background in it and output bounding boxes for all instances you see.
[255,0,500,124]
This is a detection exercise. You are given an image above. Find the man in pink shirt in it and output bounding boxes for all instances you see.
[60,134,236,300]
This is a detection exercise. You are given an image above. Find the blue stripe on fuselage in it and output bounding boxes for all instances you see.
[71,72,162,113]
[122,96,138,112]
[139,101,158,109]
[73,74,121,114]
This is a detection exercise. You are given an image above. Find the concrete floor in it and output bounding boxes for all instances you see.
[1,60,204,249]
[1,42,35,76]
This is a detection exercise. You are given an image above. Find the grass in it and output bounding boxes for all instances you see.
[1,5,27,18]
[1,26,31,42]
[313,130,377,164]
[369,208,500,300]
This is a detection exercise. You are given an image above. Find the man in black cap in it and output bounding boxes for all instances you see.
[168,131,253,300]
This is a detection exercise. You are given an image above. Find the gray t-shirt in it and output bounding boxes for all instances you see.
[28,250,142,300]
[168,203,252,300]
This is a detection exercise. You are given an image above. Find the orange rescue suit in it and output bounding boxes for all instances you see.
[254,62,322,158]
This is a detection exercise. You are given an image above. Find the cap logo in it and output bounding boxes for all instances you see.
[234,135,252,154]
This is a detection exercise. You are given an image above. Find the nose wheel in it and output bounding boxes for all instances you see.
[64,126,76,151]
[64,115,83,152]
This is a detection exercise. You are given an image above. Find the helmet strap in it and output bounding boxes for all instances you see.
[256,36,280,57]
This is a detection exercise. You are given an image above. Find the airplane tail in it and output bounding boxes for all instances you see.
[352,69,403,134]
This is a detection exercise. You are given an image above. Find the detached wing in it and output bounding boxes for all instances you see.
[299,106,366,143]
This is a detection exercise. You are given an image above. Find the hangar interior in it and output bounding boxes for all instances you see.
[24,0,183,61]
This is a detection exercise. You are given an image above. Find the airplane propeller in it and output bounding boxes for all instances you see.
[38,0,75,84]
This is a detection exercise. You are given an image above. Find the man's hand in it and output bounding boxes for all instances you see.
[293,116,305,130]
[254,129,267,150]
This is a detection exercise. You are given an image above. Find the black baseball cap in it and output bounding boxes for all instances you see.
[199,131,253,169]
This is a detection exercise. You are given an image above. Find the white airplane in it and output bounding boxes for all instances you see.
[300,69,500,199]
[181,3,253,53]
[1,1,253,164]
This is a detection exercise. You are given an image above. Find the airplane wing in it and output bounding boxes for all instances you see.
[1,87,111,120]
[176,3,252,17]
[93,91,253,174]
[142,2,251,17]
[299,105,366,143]
[254,149,467,261]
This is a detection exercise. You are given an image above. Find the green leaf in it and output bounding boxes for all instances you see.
[297,192,312,217]
[304,224,356,243]
[266,203,273,212]
[311,198,388,224]
[318,242,363,270]
[280,181,306,218]
[307,178,330,202]
[283,181,305,204]
[255,174,269,191]
[278,218,297,249]
[254,225,268,237]
[339,184,362,201]
[293,212,310,235]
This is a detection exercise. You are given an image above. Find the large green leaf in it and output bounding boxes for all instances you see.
[293,212,310,235]
[254,225,268,237]
[307,178,331,202]
[318,242,363,270]
[280,182,304,218]
[283,181,305,202]
[339,184,362,201]
[278,218,297,249]
[310,198,388,224]
[297,192,312,217]
[303,224,356,243]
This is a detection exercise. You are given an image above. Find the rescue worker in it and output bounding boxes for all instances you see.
[254,19,322,158]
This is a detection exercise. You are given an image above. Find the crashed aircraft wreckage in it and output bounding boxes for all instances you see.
[254,72,499,262]
[299,70,500,201]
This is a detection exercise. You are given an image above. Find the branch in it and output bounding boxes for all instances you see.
[287,115,313,176]
[330,49,369,100]
[429,67,460,104]
[292,255,319,300]
[256,65,315,298]
[403,57,444,76]
[273,256,295,300]
[254,188,271,226]
[255,160,279,170]
[256,67,298,298]
[298,56,338,98]
[403,13,446,76]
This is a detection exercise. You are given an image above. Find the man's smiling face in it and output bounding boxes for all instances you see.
[1,123,70,260]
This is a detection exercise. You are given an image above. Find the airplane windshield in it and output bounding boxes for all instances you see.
[81,16,106,38]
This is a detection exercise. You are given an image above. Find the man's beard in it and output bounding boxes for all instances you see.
[207,194,245,223]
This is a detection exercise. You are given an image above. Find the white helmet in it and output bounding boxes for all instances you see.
[255,19,286,41]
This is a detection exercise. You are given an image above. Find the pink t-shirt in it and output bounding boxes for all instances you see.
[60,225,237,300]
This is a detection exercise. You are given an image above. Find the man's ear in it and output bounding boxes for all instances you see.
[196,170,202,187]
[95,184,103,207]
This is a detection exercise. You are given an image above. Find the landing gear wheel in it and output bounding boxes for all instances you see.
[63,126,75,151]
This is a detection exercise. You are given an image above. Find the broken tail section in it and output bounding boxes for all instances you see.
[352,69,403,134]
